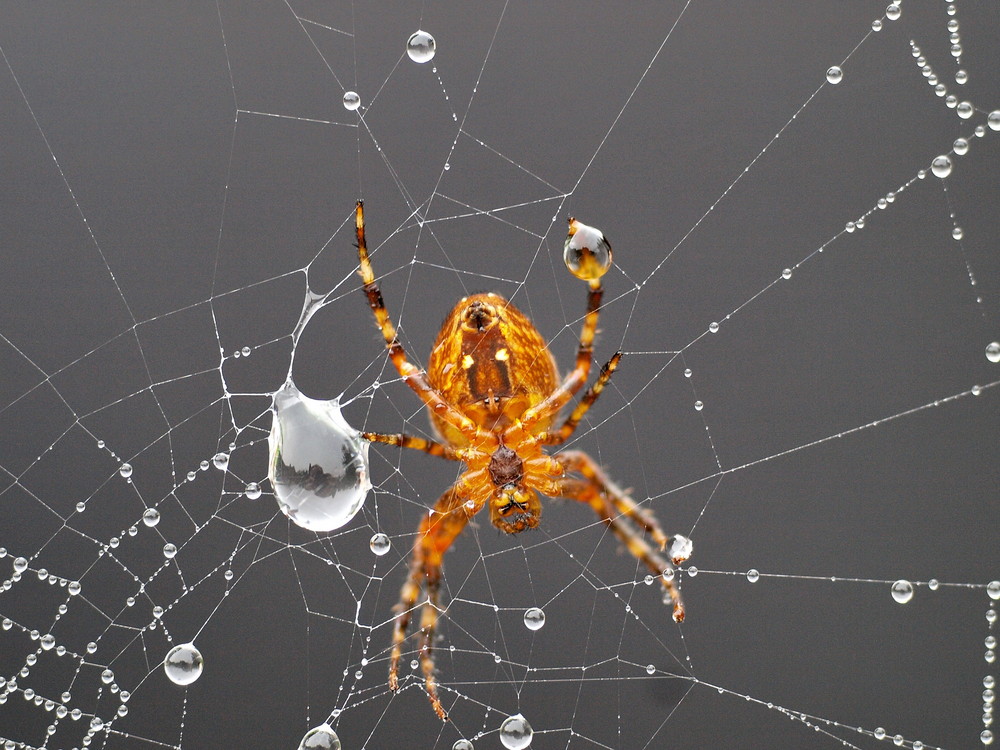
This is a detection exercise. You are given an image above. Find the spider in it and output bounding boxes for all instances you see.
[353,201,689,720]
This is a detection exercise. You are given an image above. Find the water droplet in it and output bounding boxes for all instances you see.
[747,569,760,583]
[872,19,883,32]
[957,101,974,119]
[988,581,1000,600]
[40,634,55,650]
[988,111,1000,131]
[212,452,229,470]
[946,95,958,109]
[224,569,233,581]
[523,607,545,631]
[983,730,994,746]
[687,566,699,577]
[667,535,693,563]
[885,4,900,20]
[268,382,371,532]
[953,138,969,156]
[986,344,1000,364]
[12,557,27,573]
[142,508,160,527]
[244,482,261,500]
[684,368,692,378]
[782,268,792,279]
[951,43,962,57]
[453,740,475,750]
[90,716,104,732]
[443,162,451,170]
[163,543,177,559]
[406,30,436,63]
[153,605,164,618]
[988,609,997,624]
[927,578,940,590]
[709,322,720,333]
[119,463,133,478]
[499,713,533,750]
[343,91,361,111]
[101,669,114,685]
[826,66,843,85]
[891,579,914,603]
[953,227,964,240]
[956,69,968,84]
[564,219,613,280]
[875,727,886,740]
[931,155,953,178]
[893,735,904,746]
[694,401,703,411]
[369,533,390,556]
[298,723,341,750]
[68,581,81,596]
[163,643,203,686]
[662,567,675,583]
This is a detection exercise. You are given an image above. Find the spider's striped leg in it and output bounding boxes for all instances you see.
[555,450,668,549]
[520,277,605,430]
[361,431,463,460]
[557,465,685,623]
[354,201,483,445]
[540,351,622,445]
[389,486,469,720]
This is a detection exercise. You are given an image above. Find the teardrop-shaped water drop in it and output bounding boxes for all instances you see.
[268,382,371,532]
[298,723,341,750]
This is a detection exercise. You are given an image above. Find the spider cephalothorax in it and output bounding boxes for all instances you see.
[353,201,689,720]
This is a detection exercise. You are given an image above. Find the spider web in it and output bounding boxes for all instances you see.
[1,1,998,749]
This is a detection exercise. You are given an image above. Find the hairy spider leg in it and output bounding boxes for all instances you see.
[388,486,469,720]
[360,431,463,460]
[519,277,605,431]
[541,352,622,445]
[355,201,488,447]
[556,456,684,623]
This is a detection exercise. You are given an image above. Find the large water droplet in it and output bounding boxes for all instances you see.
[885,4,901,20]
[523,607,546,631]
[163,643,203,685]
[826,66,843,84]
[343,91,361,111]
[244,482,262,500]
[891,579,914,604]
[212,452,229,470]
[988,580,1000,600]
[12,556,28,573]
[989,111,1000,131]
[564,219,613,280]
[268,382,371,532]
[499,713,533,750]
[142,508,160,527]
[119,463,133,478]
[298,724,341,750]
[406,30,436,63]
[931,155,953,178]
[746,569,760,583]
[453,741,474,750]
[986,343,1000,364]
[957,101,974,119]
[369,533,390,556]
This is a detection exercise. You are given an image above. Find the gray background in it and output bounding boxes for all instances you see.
[1,2,998,749]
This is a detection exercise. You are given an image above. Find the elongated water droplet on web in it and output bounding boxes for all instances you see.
[163,642,203,685]
[564,219,613,280]
[499,713,533,750]
[406,30,436,63]
[369,532,390,556]
[268,381,371,532]
[298,724,341,750]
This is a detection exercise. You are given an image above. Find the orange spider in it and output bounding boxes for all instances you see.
[353,201,689,720]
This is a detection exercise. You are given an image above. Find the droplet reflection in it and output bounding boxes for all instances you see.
[268,382,371,532]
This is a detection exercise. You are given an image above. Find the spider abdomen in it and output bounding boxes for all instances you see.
[427,292,558,442]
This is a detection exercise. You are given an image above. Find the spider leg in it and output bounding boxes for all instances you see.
[555,453,684,623]
[361,431,463,460]
[355,201,484,445]
[389,485,469,721]
[519,277,605,430]
[540,352,621,445]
